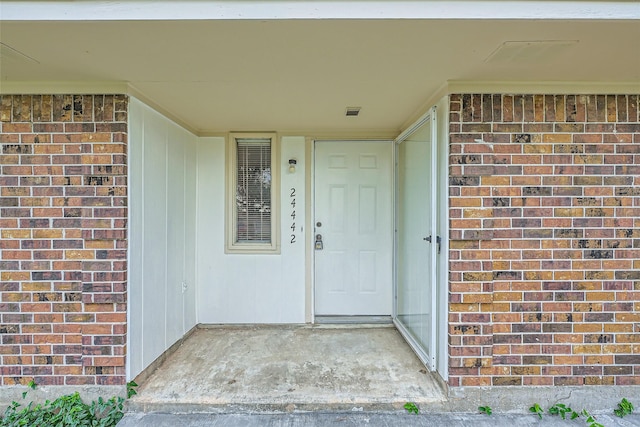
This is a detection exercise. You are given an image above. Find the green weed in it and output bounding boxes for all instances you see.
[614,398,634,418]
[581,409,604,427]
[548,403,579,420]
[404,402,419,414]
[478,405,492,415]
[529,403,544,419]
[126,381,138,399]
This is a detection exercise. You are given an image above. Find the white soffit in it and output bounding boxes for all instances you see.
[1,11,639,134]
[1,1,639,21]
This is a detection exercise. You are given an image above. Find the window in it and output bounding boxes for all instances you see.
[226,133,280,253]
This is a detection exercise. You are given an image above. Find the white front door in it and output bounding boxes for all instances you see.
[314,141,393,316]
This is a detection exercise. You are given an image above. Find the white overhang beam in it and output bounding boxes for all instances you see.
[1,1,639,21]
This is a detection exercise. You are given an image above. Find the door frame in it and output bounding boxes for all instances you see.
[392,106,439,371]
[310,139,395,320]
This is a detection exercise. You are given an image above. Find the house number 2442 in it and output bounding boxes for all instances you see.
[290,188,296,244]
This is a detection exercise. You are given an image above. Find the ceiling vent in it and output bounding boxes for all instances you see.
[485,40,578,64]
[345,107,361,117]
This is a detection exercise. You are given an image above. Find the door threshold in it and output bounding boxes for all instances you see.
[314,315,393,325]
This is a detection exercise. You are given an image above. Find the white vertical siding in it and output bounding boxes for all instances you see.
[183,132,198,330]
[127,98,198,379]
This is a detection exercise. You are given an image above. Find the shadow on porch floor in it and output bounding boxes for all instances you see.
[128,324,446,413]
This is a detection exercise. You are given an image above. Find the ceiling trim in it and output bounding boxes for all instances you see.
[274,130,399,140]
[200,130,400,140]
[390,79,640,137]
[2,79,639,138]
[0,80,200,135]
[2,1,639,21]
[400,81,451,133]
[127,85,198,136]
[0,80,401,138]
[0,81,129,95]
[448,80,640,95]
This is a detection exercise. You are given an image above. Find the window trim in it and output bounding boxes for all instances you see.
[225,132,280,254]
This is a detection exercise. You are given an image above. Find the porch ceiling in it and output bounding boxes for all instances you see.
[1,17,639,134]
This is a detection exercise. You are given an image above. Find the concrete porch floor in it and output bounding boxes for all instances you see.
[128,324,446,413]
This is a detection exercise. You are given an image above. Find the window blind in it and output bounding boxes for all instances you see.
[235,138,272,243]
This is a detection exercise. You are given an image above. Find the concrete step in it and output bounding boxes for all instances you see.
[125,395,445,414]
[118,412,640,427]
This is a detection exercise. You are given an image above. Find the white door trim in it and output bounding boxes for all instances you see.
[305,137,315,323]
[428,107,439,370]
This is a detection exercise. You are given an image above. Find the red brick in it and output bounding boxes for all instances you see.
[0,94,127,387]
[450,93,640,387]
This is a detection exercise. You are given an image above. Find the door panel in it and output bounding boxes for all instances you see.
[395,116,437,368]
[315,141,393,316]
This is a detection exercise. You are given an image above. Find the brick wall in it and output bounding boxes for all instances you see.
[0,95,128,386]
[448,94,640,387]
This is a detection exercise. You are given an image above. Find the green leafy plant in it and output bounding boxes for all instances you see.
[404,402,419,414]
[548,403,579,420]
[478,405,492,415]
[20,379,37,399]
[529,403,544,419]
[126,380,138,399]
[2,383,127,427]
[614,398,634,418]
[581,409,604,427]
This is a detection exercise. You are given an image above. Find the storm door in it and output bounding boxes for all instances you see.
[395,112,438,369]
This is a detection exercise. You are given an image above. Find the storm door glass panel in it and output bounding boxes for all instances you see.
[236,138,272,243]
[396,120,434,360]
